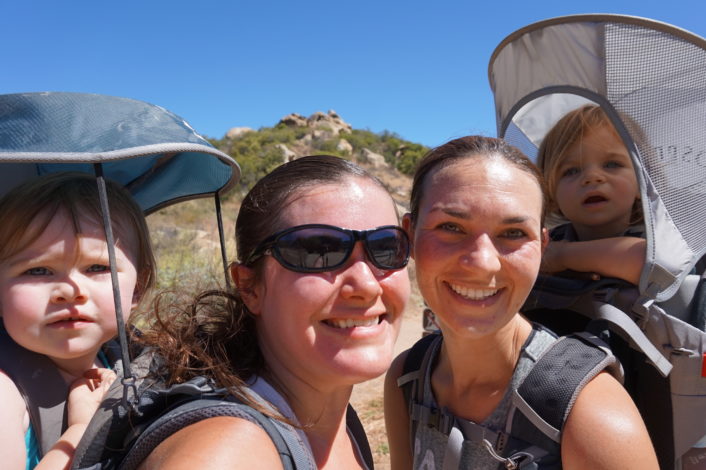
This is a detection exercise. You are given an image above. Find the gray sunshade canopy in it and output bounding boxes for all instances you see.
[488,14,706,302]
[0,92,240,212]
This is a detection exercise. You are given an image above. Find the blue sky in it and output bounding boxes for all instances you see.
[2,1,705,148]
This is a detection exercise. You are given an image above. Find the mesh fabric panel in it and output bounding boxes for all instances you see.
[605,22,706,259]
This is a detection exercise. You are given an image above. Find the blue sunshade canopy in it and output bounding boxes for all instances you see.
[0,92,240,213]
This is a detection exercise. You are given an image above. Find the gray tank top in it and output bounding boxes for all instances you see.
[413,327,557,470]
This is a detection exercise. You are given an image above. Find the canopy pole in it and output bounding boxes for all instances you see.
[93,163,139,412]
[215,193,231,289]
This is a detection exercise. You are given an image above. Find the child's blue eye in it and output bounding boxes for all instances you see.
[87,264,110,273]
[24,267,51,276]
[604,160,623,169]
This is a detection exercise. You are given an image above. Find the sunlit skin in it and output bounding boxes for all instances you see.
[0,211,139,377]
[0,209,137,470]
[245,177,410,394]
[554,124,640,240]
[405,158,545,341]
[386,153,658,470]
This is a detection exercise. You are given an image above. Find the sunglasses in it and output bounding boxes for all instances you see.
[245,224,410,273]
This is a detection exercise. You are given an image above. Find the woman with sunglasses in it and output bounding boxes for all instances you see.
[137,155,410,469]
[384,136,658,470]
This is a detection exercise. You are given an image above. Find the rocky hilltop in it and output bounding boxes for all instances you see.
[211,110,428,207]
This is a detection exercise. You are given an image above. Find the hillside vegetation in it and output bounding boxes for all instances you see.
[149,110,426,293]
[208,110,429,194]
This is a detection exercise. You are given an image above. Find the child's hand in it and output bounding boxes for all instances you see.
[67,368,116,428]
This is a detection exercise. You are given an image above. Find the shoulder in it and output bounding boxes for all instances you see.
[0,369,27,417]
[384,350,414,470]
[0,369,30,469]
[561,372,658,470]
[139,416,284,470]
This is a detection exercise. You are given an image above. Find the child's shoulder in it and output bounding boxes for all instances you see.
[0,367,29,426]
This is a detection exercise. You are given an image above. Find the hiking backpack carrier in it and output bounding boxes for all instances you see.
[488,15,706,469]
[0,92,240,465]
[398,327,621,469]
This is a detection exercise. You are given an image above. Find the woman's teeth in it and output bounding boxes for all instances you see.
[450,284,499,300]
[326,317,381,329]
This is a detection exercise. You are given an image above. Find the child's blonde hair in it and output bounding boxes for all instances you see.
[537,104,642,224]
[0,172,156,299]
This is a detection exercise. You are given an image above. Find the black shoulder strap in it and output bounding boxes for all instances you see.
[396,333,440,451]
[119,398,308,470]
[345,405,374,469]
[509,332,618,454]
[397,333,439,404]
[0,325,69,456]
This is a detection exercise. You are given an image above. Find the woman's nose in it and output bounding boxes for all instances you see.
[339,243,384,301]
[460,234,501,274]
[51,274,88,304]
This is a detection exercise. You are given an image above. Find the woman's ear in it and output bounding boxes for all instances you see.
[402,213,415,259]
[541,227,550,253]
[131,286,143,309]
[230,262,263,315]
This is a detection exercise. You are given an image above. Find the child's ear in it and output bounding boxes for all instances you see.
[402,213,415,259]
[230,262,263,315]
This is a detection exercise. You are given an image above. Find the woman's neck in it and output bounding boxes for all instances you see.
[262,370,364,469]
[432,315,532,422]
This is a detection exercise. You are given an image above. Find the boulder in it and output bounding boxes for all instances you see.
[276,143,297,162]
[306,110,352,135]
[336,139,353,155]
[226,126,254,139]
[279,113,308,127]
[360,148,387,168]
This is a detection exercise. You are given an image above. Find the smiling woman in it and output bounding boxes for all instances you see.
[384,135,658,470]
[134,155,411,470]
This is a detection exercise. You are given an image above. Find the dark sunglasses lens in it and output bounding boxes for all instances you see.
[366,228,409,269]
[276,227,352,271]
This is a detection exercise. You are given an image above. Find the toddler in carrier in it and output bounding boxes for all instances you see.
[0,172,155,469]
[538,104,646,285]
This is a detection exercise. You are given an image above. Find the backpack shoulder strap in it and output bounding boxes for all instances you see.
[345,404,374,469]
[397,333,439,403]
[0,325,68,456]
[396,333,442,451]
[509,332,619,454]
[118,398,312,470]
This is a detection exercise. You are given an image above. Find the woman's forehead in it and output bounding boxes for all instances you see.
[422,158,542,211]
[281,178,397,227]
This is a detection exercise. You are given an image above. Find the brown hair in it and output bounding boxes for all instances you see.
[138,155,394,408]
[409,135,546,226]
[537,104,641,223]
[0,172,155,298]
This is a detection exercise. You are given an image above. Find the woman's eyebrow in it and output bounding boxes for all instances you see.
[503,216,532,224]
